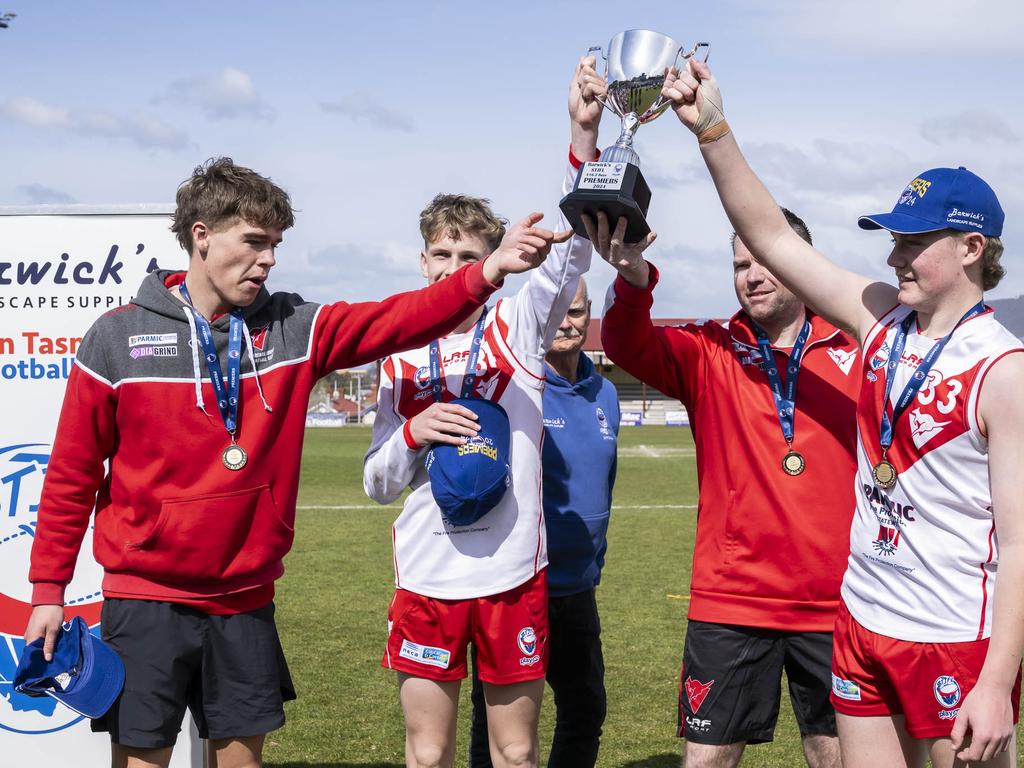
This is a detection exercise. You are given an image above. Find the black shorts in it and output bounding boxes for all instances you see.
[92,599,296,749]
[677,621,836,745]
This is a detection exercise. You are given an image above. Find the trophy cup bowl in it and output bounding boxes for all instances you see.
[560,30,708,243]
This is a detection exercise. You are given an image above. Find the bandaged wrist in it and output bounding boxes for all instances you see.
[698,120,731,145]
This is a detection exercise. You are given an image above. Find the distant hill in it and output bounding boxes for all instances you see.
[989,296,1024,340]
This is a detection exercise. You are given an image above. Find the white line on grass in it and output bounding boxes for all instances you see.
[618,445,696,458]
[296,504,698,510]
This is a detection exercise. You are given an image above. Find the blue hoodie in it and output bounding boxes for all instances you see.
[542,354,619,597]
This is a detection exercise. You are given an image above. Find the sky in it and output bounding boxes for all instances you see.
[2,0,1022,318]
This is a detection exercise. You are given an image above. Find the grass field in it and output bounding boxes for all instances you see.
[262,424,826,768]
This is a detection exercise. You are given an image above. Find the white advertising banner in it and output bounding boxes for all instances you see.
[0,207,202,766]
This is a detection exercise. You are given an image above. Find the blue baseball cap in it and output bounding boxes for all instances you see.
[858,167,1003,237]
[426,398,511,528]
[13,616,125,718]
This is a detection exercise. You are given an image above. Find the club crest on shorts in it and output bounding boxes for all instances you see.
[684,676,715,714]
[934,675,961,709]
[516,626,540,667]
[517,627,536,655]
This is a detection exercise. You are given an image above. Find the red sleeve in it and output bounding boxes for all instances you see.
[311,259,499,378]
[29,364,119,604]
[600,263,708,407]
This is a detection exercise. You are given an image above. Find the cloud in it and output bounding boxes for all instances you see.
[17,183,76,204]
[163,68,274,120]
[921,111,1019,145]
[320,96,415,133]
[1,97,189,150]
[752,0,1023,54]
[272,240,425,305]
[1,97,71,128]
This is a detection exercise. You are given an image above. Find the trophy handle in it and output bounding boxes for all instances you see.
[682,42,711,63]
[583,45,617,117]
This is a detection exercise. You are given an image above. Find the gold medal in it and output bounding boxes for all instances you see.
[782,450,805,476]
[222,444,248,471]
[872,459,897,490]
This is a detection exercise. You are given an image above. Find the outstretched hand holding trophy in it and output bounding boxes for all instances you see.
[560,29,709,243]
[662,58,728,143]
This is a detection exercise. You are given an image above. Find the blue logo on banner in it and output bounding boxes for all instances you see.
[0,443,99,734]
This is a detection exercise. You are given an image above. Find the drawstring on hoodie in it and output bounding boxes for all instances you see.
[181,305,273,416]
[182,306,211,416]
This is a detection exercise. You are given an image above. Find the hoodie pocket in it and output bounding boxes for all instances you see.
[127,485,293,584]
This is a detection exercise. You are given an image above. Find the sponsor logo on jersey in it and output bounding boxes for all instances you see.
[543,417,566,429]
[862,484,915,558]
[731,341,764,368]
[827,347,858,375]
[909,408,952,448]
[414,366,431,390]
[831,674,862,701]
[128,333,176,348]
[596,407,607,425]
[247,325,275,363]
[869,342,890,372]
[398,639,451,669]
[684,676,715,714]
[130,345,178,358]
[250,326,270,351]
[873,525,901,556]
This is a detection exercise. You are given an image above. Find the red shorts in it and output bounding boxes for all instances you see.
[831,602,1022,738]
[382,570,548,684]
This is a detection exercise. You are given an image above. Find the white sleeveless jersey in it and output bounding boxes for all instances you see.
[841,304,1023,642]
[362,162,591,599]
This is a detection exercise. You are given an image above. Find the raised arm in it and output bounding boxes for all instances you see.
[314,218,570,378]
[504,56,603,358]
[586,213,704,404]
[662,60,897,342]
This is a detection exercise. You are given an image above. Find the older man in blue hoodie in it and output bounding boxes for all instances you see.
[470,277,620,767]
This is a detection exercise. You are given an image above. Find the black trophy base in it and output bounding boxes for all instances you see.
[559,161,652,244]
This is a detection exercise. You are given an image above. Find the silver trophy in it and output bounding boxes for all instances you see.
[560,30,709,243]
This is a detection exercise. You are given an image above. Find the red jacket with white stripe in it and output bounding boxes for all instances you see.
[29,263,498,613]
[601,266,860,631]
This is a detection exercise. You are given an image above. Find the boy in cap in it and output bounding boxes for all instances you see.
[663,59,1023,767]
[24,157,559,768]
[362,57,603,767]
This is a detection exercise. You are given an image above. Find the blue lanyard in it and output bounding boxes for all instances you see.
[879,301,985,449]
[753,317,812,445]
[179,281,244,437]
[428,309,487,402]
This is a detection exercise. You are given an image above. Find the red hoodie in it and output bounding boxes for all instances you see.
[29,263,497,614]
[601,266,860,631]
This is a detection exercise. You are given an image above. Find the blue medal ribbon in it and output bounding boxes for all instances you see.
[753,317,812,446]
[878,301,985,451]
[179,281,244,438]
[429,309,487,403]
